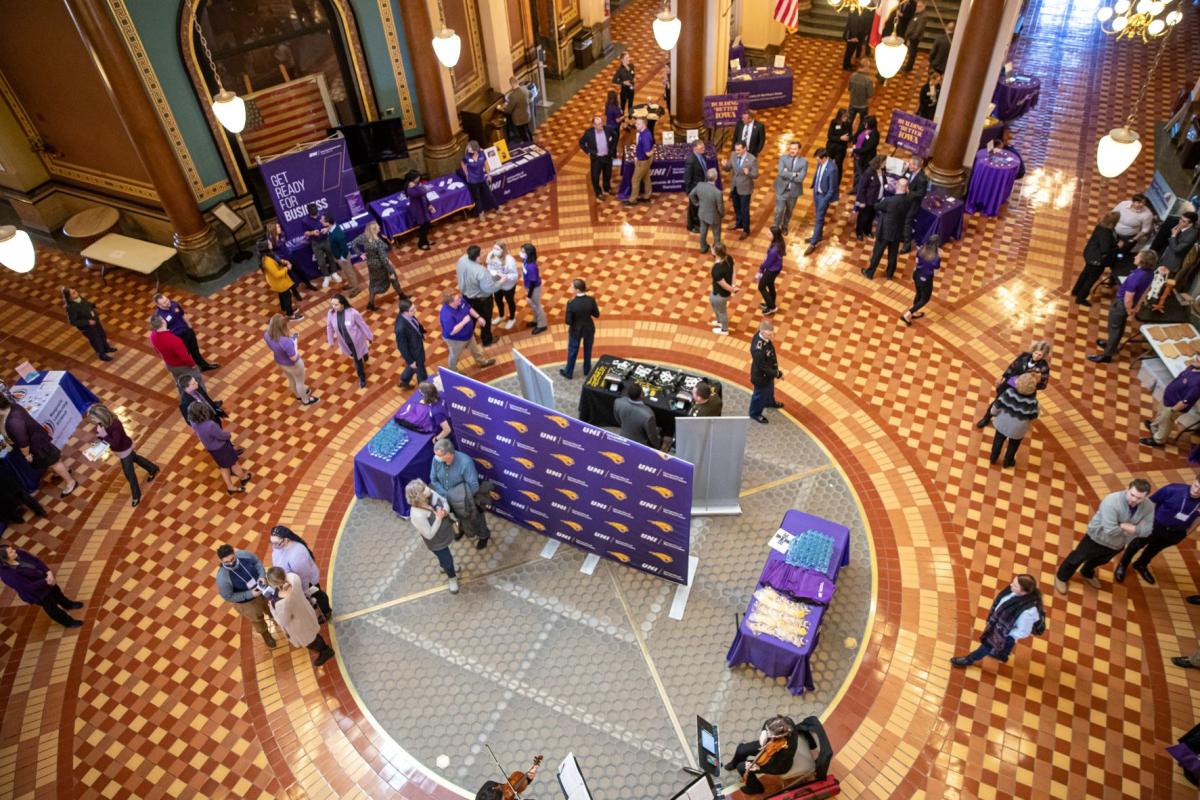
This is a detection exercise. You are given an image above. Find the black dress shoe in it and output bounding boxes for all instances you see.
[1144,419,1153,432]
[1173,657,1200,669]
[1188,595,1200,605]
[1095,338,1107,347]
[559,369,572,379]
[769,401,784,409]
[751,415,768,424]
[1139,437,1164,448]
[860,268,873,279]
[1077,299,1092,307]
[105,346,118,353]
[1114,563,1127,583]
[949,656,971,667]
[66,600,84,609]
[476,537,489,550]
[1087,355,1111,363]
[1135,565,1156,584]
[98,354,113,362]
[200,363,220,372]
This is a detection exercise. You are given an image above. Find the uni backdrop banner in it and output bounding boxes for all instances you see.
[439,370,693,584]
[259,137,361,239]
[885,111,938,158]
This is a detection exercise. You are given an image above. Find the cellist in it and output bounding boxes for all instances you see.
[725,715,798,795]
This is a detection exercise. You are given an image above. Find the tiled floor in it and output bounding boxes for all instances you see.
[1,0,1199,797]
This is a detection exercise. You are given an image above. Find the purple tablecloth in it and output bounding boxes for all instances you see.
[369,176,473,238]
[726,67,794,109]
[992,75,1041,122]
[352,412,436,517]
[965,149,1021,217]
[276,212,372,280]
[729,42,746,69]
[914,193,965,245]
[726,596,825,695]
[486,145,557,204]
[979,118,1006,151]
[616,142,721,202]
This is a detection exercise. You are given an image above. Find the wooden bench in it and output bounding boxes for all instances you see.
[79,233,176,289]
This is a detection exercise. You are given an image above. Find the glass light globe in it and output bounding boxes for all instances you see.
[1147,17,1166,33]
[1097,6,1113,20]
[874,35,908,80]
[1135,0,1150,14]
[0,226,35,273]
[1096,126,1142,178]
[432,28,462,68]
[1150,0,1165,13]
[1112,15,1128,30]
[211,90,246,134]
[652,10,682,50]
[1114,0,1131,13]
[1166,9,1183,24]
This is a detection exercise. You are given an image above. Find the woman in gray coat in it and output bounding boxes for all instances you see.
[406,479,461,594]
[987,372,1039,468]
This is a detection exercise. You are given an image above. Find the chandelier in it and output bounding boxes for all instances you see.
[828,0,876,11]
[1096,0,1183,41]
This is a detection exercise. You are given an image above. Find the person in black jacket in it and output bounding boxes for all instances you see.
[975,341,1051,427]
[394,296,428,388]
[928,21,954,75]
[578,115,617,200]
[62,287,116,361]
[851,116,879,187]
[612,53,635,118]
[861,179,910,279]
[560,278,600,379]
[842,8,872,71]
[725,716,799,795]
[177,375,226,425]
[748,319,783,423]
[733,111,766,157]
[825,109,852,187]
[902,0,928,72]
[900,156,929,253]
[1071,211,1120,305]
[853,156,886,241]
[916,70,941,120]
[683,140,709,233]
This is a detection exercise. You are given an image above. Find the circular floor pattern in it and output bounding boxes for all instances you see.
[330,368,873,798]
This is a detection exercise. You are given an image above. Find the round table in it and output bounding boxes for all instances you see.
[63,206,120,267]
[964,149,1021,217]
[992,75,1041,121]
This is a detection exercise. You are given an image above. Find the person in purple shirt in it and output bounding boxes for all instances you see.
[901,236,941,325]
[187,402,251,494]
[268,525,332,620]
[404,170,435,250]
[520,243,547,334]
[263,314,318,406]
[0,543,84,627]
[1141,356,1200,447]
[626,118,655,205]
[440,289,494,372]
[1116,475,1200,585]
[1089,250,1157,363]
[755,226,785,315]
[462,141,499,220]
[154,293,218,371]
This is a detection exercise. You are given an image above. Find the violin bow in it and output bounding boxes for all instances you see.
[484,744,524,800]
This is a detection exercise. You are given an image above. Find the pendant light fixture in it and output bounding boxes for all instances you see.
[874,35,908,79]
[0,226,36,273]
[1095,30,1172,178]
[652,2,682,51]
[432,2,462,68]
[194,18,246,134]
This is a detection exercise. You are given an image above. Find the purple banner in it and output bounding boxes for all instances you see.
[259,138,362,239]
[703,94,750,128]
[440,370,693,584]
[885,111,938,158]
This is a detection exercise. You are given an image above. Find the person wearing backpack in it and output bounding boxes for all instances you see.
[950,575,1045,667]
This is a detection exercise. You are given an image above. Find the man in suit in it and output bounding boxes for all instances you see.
[929,21,954,75]
[805,148,839,255]
[725,141,759,240]
[842,9,873,71]
[578,115,616,199]
[900,156,929,253]
[614,382,662,449]
[689,168,725,254]
[560,278,600,379]
[733,110,765,157]
[861,178,910,279]
[683,140,709,233]
[1160,211,1198,274]
[504,76,532,144]
[394,296,427,388]
[902,1,928,72]
[773,140,808,235]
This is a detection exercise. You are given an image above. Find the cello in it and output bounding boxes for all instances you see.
[496,753,542,800]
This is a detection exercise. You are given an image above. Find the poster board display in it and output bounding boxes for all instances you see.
[885,111,938,157]
[258,137,361,239]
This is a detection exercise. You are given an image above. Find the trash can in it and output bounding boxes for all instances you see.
[573,32,595,70]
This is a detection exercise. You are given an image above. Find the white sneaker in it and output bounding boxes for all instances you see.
[332,273,344,284]
[504,319,515,330]
[448,577,460,594]
[321,277,331,289]
[712,327,729,335]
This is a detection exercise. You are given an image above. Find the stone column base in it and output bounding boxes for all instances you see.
[927,163,967,194]
[174,227,227,281]
[423,133,469,179]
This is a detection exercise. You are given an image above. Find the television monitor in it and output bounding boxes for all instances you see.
[329,120,410,164]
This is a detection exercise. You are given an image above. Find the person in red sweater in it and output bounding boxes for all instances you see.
[149,315,205,391]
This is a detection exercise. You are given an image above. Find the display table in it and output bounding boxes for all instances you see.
[485,144,557,204]
[369,176,473,238]
[79,234,176,288]
[615,143,721,202]
[964,149,1021,216]
[726,594,825,695]
[726,66,794,109]
[352,400,436,518]
[992,75,1041,121]
[64,207,120,271]
[883,178,965,246]
[9,370,99,449]
[578,355,721,438]
[1141,323,1200,378]
[276,211,373,281]
[759,510,851,599]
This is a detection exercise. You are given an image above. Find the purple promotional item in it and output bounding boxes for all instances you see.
[725,66,794,109]
[616,142,722,202]
[259,138,361,240]
[991,75,1041,121]
[702,94,750,128]
[885,111,938,158]
[439,369,693,584]
[964,148,1021,216]
[370,176,473,238]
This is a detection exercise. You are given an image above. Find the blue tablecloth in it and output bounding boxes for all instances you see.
[726,596,825,695]
[725,67,794,109]
[369,176,473,238]
[992,75,1041,122]
[275,212,373,280]
[352,406,436,517]
[965,149,1021,217]
[616,142,722,202]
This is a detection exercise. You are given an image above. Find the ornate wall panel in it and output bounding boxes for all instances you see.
[507,0,535,70]
[442,0,488,104]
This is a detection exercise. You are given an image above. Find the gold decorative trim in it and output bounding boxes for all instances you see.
[448,0,486,103]
[326,0,380,122]
[106,0,230,203]
[375,0,417,127]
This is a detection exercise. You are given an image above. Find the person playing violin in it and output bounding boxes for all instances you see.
[476,755,541,800]
[724,715,798,795]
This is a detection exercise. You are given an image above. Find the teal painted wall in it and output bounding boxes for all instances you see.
[348,0,424,135]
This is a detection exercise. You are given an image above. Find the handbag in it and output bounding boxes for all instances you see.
[393,401,435,433]
[474,479,496,510]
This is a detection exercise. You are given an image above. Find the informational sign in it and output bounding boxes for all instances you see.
[702,94,749,128]
[484,139,510,171]
[440,370,693,584]
[686,128,700,143]
[774,54,787,68]
[258,137,361,239]
[696,716,721,778]
[885,110,938,157]
[661,130,676,146]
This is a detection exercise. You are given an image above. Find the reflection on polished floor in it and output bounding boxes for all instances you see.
[1,0,1200,797]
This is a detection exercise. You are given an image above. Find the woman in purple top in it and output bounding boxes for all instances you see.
[0,543,83,627]
[902,235,941,325]
[755,226,785,315]
[324,294,374,389]
[264,314,318,406]
[268,525,332,620]
[440,289,494,372]
[462,140,498,220]
[604,90,624,138]
[404,170,435,250]
[520,243,548,334]
[187,402,251,494]
[84,404,159,507]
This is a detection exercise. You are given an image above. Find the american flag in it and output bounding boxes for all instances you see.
[773,0,800,29]
[236,75,336,163]
[871,0,900,46]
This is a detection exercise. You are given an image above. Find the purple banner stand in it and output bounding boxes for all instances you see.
[703,94,751,128]
[885,111,938,157]
[725,67,794,109]
[616,143,722,202]
[440,369,693,584]
[259,138,361,240]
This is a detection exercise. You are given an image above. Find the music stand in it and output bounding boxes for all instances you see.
[668,772,718,800]
[211,201,249,262]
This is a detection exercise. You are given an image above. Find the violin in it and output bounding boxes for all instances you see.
[747,737,786,773]
[499,754,543,800]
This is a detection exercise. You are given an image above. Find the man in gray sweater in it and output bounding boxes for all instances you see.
[1054,479,1154,594]
[456,244,501,346]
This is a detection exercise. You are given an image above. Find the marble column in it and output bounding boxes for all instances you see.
[63,0,224,279]
[673,0,708,134]
[400,0,466,176]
